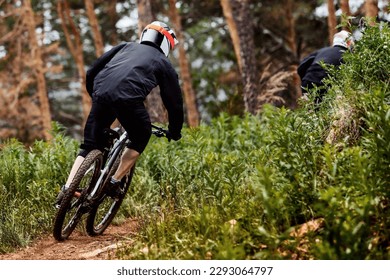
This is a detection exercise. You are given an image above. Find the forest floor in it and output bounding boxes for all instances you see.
[0,218,325,260]
[0,218,139,260]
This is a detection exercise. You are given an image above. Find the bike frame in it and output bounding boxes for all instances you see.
[88,131,128,199]
[86,124,167,202]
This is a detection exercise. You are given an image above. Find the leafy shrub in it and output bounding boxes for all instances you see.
[116,23,389,260]
[0,123,78,252]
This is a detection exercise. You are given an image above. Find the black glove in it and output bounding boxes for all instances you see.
[166,131,181,141]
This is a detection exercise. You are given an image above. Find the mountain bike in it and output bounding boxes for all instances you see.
[52,124,168,241]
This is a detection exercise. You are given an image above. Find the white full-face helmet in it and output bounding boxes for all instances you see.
[140,21,179,57]
[333,30,354,49]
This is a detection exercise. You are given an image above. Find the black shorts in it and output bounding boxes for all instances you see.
[80,100,151,154]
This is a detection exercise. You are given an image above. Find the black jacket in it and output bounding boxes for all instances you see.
[86,42,184,136]
[298,45,346,89]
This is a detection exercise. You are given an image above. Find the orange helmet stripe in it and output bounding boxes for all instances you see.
[145,24,176,49]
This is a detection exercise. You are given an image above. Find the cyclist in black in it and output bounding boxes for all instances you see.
[298,30,354,103]
[55,21,184,207]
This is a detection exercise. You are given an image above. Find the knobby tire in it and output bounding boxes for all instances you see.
[85,164,134,237]
[53,150,103,241]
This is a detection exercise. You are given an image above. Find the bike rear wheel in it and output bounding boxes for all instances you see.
[53,150,103,241]
[85,165,134,236]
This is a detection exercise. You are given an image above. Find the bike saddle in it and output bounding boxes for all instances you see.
[103,128,120,139]
[102,128,120,147]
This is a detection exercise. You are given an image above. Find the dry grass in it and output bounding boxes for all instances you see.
[326,95,360,145]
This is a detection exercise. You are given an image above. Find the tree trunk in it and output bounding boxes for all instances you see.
[365,0,379,19]
[327,0,337,45]
[84,0,104,57]
[220,0,259,114]
[340,0,351,15]
[57,0,91,123]
[340,0,351,31]
[285,0,302,101]
[169,0,199,127]
[23,0,52,141]
[136,0,168,124]
[137,0,153,29]
[0,2,62,143]
[0,26,38,143]
[107,0,119,45]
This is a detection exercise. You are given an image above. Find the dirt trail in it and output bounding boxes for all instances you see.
[0,219,138,260]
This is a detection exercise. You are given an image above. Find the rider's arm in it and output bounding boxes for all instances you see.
[297,51,317,80]
[158,61,184,139]
[86,43,127,96]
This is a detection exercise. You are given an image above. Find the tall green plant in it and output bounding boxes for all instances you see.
[311,22,390,259]
[0,123,78,252]
[116,24,389,260]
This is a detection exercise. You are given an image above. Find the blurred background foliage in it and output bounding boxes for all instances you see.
[2,0,388,140]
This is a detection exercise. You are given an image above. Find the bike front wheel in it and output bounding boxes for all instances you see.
[85,166,134,236]
[53,150,103,241]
